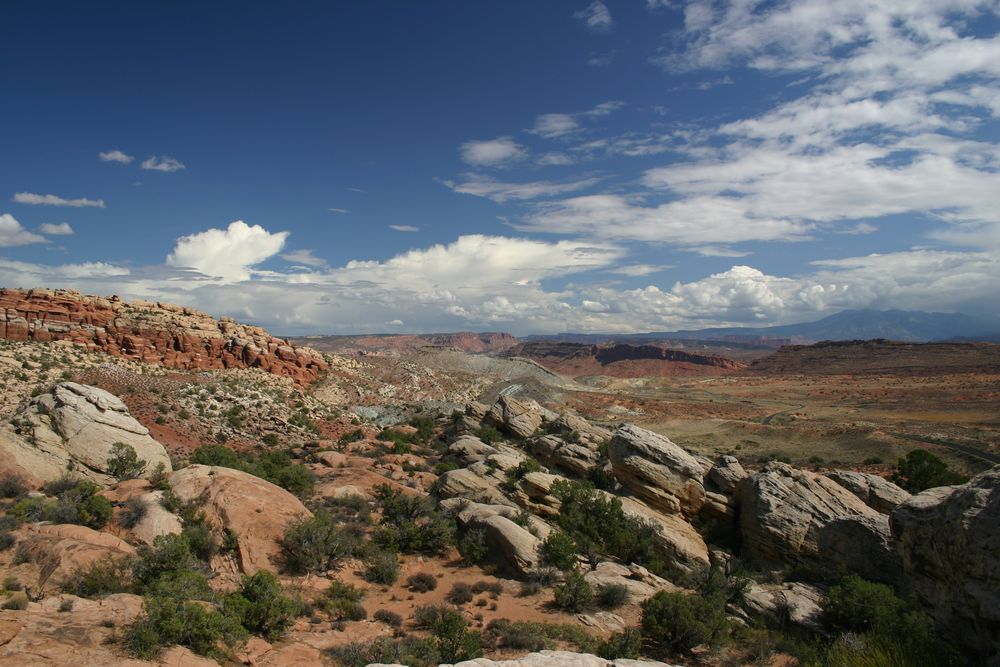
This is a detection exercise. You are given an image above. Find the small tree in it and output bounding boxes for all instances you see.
[107,442,147,481]
[539,531,578,571]
[641,590,730,654]
[890,449,967,492]
[552,570,593,612]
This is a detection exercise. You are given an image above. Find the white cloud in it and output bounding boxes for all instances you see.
[459,137,527,167]
[443,175,600,203]
[328,208,351,214]
[141,155,185,172]
[12,192,105,208]
[281,249,326,268]
[537,153,576,166]
[0,214,48,246]
[390,225,420,232]
[588,51,615,67]
[575,1,613,32]
[98,149,134,164]
[166,220,288,283]
[522,194,811,245]
[38,222,74,236]
[609,264,672,276]
[532,114,579,138]
[690,246,752,257]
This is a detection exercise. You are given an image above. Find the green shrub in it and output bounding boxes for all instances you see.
[181,522,219,562]
[317,580,367,621]
[189,445,314,497]
[596,628,642,659]
[434,607,483,663]
[641,590,730,654]
[15,478,113,529]
[481,618,595,653]
[552,570,593,612]
[1,594,27,610]
[224,571,297,640]
[539,531,578,571]
[107,442,148,481]
[823,575,902,634]
[457,528,489,564]
[280,511,357,574]
[596,583,629,608]
[328,635,441,667]
[262,433,279,447]
[124,595,246,660]
[62,558,134,597]
[362,550,399,585]
[132,533,199,591]
[407,572,438,593]
[337,428,365,447]
[891,449,967,492]
[373,485,454,555]
[476,425,503,444]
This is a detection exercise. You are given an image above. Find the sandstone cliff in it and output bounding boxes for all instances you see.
[0,288,326,384]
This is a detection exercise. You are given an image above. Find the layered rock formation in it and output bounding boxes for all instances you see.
[891,467,1000,661]
[826,470,911,514]
[507,341,747,378]
[0,382,171,487]
[608,425,706,517]
[0,288,326,384]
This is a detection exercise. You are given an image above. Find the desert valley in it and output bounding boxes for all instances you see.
[0,288,995,667]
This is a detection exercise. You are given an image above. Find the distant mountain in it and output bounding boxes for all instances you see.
[526,309,998,345]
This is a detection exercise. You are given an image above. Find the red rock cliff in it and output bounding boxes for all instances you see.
[0,288,327,384]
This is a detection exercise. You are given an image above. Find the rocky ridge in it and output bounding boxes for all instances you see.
[0,288,327,384]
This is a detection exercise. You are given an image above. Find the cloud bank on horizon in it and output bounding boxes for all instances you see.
[2,1,999,335]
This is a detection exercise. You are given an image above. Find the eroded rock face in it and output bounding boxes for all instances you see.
[584,561,679,604]
[707,455,747,495]
[741,582,824,633]
[891,467,1000,661]
[608,424,706,517]
[167,465,312,574]
[484,396,555,439]
[0,288,327,384]
[16,524,137,586]
[825,470,911,514]
[0,382,171,487]
[737,462,896,581]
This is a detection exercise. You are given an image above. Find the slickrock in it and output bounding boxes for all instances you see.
[526,434,602,476]
[370,651,679,667]
[891,466,1000,661]
[0,382,171,487]
[741,582,824,632]
[825,470,911,514]
[584,561,679,603]
[706,455,747,495]
[0,288,326,384]
[608,424,706,517]
[737,462,897,581]
[167,465,312,574]
[16,524,137,585]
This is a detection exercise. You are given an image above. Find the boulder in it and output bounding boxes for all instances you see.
[128,491,183,546]
[891,467,1000,661]
[584,561,679,603]
[608,424,705,517]
[825,470,910,514]
[435,467,515,507]
[741,582,824,632]
[448,435,498,463]
[526,434,602,476]
[442,498,552,542]
[0,382,171,487]
[737,462,896,581]
[478,515,543,578]
[167,465,312,574]
[707,455,747,495]
[619,497,711,577]
[484,395,554,439]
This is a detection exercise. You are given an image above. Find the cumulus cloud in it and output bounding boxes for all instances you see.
[98,149,134,164]
[459,137,527,167]
[166,220,288,282]
[12,192,105,208]
[39,222,74,236]
[443,175,600,203]
[575,1,613,32]
[0,214,48,246]
[141,155,185,172]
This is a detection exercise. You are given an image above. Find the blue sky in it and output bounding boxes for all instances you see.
[2,1,999,335]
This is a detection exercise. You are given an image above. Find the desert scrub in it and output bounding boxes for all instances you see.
[373,608,403,628]
[372,484,455,555]
[641,590,730,654]
[107,442,147,481]
[596,582,630,608]
[280,511,358,574]
[189,444,314,497]
[457,527,489,564]
[362,550,400,585]
[539,531,578,571]
[222,570,298,640]
[552,570,594,612]
[118,496,148,529]
[406,572,438,592]
[482,618,595,653]
[446,582,474,605]
[316,580,366,621]
[12,477,113,529]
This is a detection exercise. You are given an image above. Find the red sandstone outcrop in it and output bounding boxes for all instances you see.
[0,288,327,384]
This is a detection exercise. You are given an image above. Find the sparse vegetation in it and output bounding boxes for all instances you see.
[280,510,358,574]
[406,572,438,592]
[891,449,968,492]
[552,570,593,612]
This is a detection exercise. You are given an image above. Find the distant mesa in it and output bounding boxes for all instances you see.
[0,288,326,384]
[506,341,747,378]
